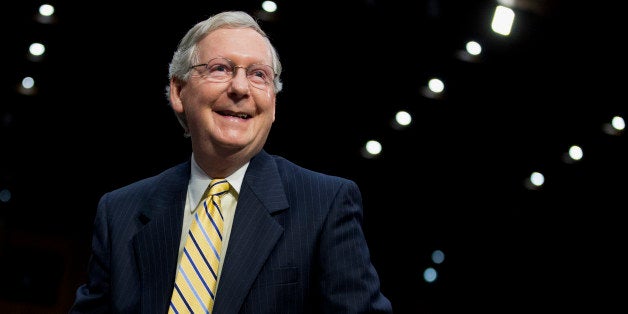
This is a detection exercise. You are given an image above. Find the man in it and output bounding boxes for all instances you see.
[70,10,392,313]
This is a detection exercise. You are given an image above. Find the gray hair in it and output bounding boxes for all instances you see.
[165,11,283,137]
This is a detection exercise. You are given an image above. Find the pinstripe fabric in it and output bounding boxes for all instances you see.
[70,150,392,313]
[169,179,229,314]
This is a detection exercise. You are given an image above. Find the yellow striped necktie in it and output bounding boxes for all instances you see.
[169,179,230,314]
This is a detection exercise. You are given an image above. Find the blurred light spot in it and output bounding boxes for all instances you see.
[421,77,446,99]
[525,171,544,190]
[466,40,482,56]
[568,145,583,161]
[366,140,382,155]
[36,4,57,24]
[612,116,625,131]
[530,172,544,186]
[18,77,37,95]
[262,1,278,12]
[562,145,583,164]
[491,5,515,36]
[29,43,45,56]
[0,189,11,203]
[423,267,438,283]
[431,249,445,264]
[392,111,412,130]
[428,78,444,93]
[22,77,35,89]
[456,40,483,62]
[361,140,382,159]
[39,4,55,16]
[603,115,625,135]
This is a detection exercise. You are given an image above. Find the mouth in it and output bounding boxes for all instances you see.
[217,110,251,119]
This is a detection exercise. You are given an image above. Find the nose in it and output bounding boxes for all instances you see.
[228,66,250,94]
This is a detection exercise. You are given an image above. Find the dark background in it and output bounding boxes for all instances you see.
[2,0,626,313]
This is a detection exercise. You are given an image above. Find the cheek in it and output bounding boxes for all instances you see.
[254,92,276,118]
[182,83,220,110]
[264,101,276,124]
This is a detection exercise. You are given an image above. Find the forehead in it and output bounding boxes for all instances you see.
[198,28,272,63]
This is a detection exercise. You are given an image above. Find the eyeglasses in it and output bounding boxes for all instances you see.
[189,57,275,90]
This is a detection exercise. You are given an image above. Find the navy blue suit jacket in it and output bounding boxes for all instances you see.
[70,150,392,313]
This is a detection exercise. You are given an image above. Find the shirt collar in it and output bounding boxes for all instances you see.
[189,154,248,213]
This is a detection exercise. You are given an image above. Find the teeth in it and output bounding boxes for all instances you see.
[222,111,249,119]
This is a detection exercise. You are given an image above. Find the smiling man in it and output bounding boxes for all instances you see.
[69,10,392,314]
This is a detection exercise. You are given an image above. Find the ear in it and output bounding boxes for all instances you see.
[170,77,185,114]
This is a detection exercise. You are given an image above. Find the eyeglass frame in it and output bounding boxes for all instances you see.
[188,57,277,90]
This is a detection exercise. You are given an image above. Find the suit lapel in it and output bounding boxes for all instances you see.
[132,161,190,313]
[213,150,289,313]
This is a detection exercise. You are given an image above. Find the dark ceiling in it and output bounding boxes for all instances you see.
[2,0,627,312]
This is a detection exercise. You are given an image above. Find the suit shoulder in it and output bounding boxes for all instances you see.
[105,161,190,198]
[270,154,356,187]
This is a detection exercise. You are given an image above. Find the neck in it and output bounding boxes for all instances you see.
[194,147,256,179]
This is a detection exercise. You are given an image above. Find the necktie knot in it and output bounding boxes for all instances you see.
[209,179,229,197]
